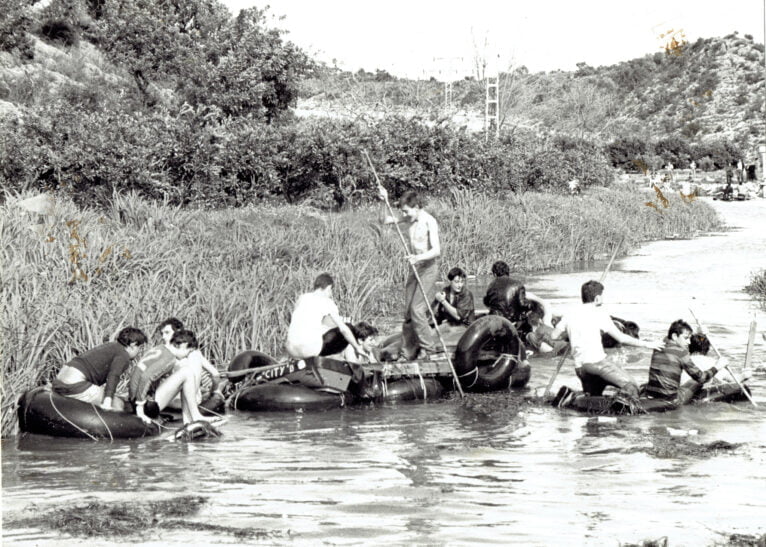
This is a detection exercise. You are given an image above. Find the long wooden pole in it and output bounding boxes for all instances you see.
[688,308,757,407]
[543,236,626,399]
[362,150,465,397]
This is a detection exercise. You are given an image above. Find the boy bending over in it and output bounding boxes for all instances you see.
[550,280,662,397]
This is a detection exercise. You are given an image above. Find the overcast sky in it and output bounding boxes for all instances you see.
[221,0,766,78]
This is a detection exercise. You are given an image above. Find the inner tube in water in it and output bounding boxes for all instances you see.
[382,377,443,402]
[17,386,160,439]
[453,315,527,392]
[229,383,344,412]
[552,381,751,415]
[227,350,279,384]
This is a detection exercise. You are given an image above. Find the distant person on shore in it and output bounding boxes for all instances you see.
[286,273,369,361]
[378,188,442,360]
[666,162,674,183]
[128,329,215,424]
[737,159,744,184]
[689,160,696,180]
[725,164,733,185]
[433,267,475,327]
[549,280,663,397]
[52,327,147,410]
[645,320,720,406]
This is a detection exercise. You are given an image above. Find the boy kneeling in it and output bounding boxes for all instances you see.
[645,320,719,406]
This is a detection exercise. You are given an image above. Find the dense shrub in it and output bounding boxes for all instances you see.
[0,0,35,60]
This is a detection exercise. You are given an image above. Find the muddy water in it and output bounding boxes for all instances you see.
[3,198,765,546]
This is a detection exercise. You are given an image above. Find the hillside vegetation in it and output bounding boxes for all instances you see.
[302,33,765,171]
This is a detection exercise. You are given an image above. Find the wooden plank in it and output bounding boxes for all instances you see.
[744,315,757,370]
[379,360,455,378]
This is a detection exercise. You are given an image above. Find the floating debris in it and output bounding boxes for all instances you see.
[6,495,286,541]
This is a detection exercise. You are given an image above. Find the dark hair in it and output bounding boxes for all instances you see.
[491,261,510,277]
[352,321,379,341]
[398,190,425,208]
[170,329,199,349]
[116,327,148,347]
[581,280,604,303]
[689,333,710,356]
[157,317,183,333]
[668,319,693,338]
[313,273,334,290]
[527,308,544,325]
[447,267,466,281]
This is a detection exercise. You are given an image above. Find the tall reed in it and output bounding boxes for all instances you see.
[0,187,721,436]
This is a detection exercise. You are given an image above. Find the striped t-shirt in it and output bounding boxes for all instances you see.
[646,337,717,400]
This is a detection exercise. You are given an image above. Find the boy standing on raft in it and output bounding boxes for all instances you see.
[286,273,369,360]
[53,327,147,410]
[550,280,662,397]
[378,188,442,360]
[645,319,719,405]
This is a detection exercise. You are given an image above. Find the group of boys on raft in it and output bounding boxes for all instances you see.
[39,186,742,432]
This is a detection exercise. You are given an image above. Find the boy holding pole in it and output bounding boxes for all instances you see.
[378,187,442,360]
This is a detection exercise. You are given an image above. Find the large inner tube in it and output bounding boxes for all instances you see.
[382,377,444,402]
[17,387,160,439]
[227,350,279,384]
[454,315,525,392]
[230,383,343,412]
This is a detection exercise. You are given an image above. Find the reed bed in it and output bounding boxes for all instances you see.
[0,187,721,436]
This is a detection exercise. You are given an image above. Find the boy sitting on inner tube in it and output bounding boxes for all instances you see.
[432,266,475,328]
[645,320,720,405]
[549,280,663,397]
[128,329,215,425]
[483,260,553,338]
[53,327,148,411]
[156,317,223,406]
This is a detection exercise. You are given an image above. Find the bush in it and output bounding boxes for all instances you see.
[0,0,35,60]
[40,19,80,47]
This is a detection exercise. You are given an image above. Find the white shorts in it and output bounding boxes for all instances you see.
[67,383,105,404]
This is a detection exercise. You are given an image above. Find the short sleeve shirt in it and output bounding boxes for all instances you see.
[556,304,615,366]
[286,291,340,359]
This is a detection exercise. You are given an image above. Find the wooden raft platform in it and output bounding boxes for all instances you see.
[375,360,456,379]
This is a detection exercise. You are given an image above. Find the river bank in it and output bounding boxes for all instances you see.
[1,186,722,437]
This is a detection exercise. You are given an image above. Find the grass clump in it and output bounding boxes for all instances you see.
[1,186,721,437]
[6,495,285,540]
[745,270,766,309]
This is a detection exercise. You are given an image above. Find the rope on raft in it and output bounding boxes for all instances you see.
[48,390,98,441]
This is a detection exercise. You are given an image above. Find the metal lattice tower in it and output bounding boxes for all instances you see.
[485,73,499,140]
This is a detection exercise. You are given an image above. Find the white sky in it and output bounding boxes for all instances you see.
[221,0,766,78]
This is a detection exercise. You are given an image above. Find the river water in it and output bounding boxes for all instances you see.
[3,198,765,546]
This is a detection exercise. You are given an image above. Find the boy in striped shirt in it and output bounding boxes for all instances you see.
[646,319,719,405]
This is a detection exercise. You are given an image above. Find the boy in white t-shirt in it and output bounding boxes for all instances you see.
[286,273,368,360]
[550,280,663,397]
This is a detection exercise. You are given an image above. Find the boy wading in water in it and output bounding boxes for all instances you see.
[378,188,442,360]
[550,280,663,397]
